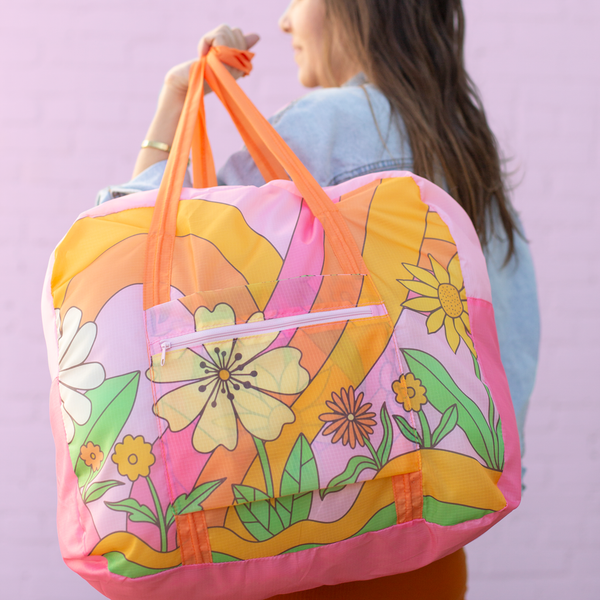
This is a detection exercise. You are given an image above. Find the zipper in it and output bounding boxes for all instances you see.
[159,304,385,365]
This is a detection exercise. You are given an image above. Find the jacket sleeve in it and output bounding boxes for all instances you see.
[218,84,410,187]
[484,217,540,458]
[96,160,193,205]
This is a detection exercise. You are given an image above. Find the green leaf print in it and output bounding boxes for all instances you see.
[165,504,175,530]
[172,479,225,516]
[276,434,319,527]
[232,484,285,541]
[83,480,124,504]
[280,434,319,496]
[431,405,458,447]
[473,352,504,470]
[403,350,499,469]
[275,493,313,529]
[376,404,393,466]
[393,415,423,446]
[70,372,140,486]
[105,498,158,524]
[495,418,505,471]
[321,456,378,499]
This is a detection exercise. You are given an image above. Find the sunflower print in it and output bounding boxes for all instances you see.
[398,253,476,355]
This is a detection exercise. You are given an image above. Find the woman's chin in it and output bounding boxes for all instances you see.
[297,68,319,89]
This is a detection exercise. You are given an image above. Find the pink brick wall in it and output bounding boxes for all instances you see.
[0,1,597,598]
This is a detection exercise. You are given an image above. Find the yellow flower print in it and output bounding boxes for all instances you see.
[398,253,476,355]
[148,304,310,454]
[112,435,156,482]
[393,374,428,412]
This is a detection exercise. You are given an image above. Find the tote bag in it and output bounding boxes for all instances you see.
[42,47,521,600]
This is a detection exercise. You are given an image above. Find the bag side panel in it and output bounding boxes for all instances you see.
[49,378,102,564]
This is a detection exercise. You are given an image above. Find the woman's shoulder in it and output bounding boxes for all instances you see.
[270,78,390,128]
[219,76,412,188]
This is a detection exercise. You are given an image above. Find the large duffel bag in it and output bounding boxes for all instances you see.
[42,47,520,600]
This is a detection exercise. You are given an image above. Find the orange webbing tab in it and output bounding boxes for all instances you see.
[392,472,423,524]
[143,60,206,310]
[176,511,213,565]
[205,50,368,276]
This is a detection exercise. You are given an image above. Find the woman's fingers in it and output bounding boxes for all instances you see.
[197,24,260,80]
[199,24,260,56]
[244,33,260,50]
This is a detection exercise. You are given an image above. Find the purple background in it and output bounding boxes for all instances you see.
[1,0,599,598]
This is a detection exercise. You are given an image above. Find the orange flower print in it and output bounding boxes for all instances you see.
[319,387,377,449]
[80,442,104,472]
[393,374,428,412]
[112,435,156,482]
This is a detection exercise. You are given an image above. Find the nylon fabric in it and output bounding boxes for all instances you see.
[43,46,520,600]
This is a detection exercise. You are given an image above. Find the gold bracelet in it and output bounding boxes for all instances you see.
[141,140,171,153]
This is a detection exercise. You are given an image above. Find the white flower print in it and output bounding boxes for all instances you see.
[56,307,105,443]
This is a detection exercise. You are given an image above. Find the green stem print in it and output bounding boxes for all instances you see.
[253,436,275,498]
[146,476,168,553]
[393,371,460,450]
[78,441,124,504]
[106,434,224,552]
[472,353,504,470]
[418,410,432,448]
[82,465,95,495]
[363,438,382,470]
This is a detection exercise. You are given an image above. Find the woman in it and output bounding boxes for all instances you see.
[98,1,539,597]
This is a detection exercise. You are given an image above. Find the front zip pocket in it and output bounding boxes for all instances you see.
[159,304,387,365]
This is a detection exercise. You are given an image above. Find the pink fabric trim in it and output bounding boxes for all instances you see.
[49,379,101,560]
[79,510,512,600]
[468,297,522,507]
[41,252,59,380]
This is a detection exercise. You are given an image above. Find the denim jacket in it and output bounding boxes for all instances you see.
[97,74,539,457]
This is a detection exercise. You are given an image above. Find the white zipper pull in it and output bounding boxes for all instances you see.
[160,342,171,366]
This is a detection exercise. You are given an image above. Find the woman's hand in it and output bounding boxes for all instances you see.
[164,25,260,99]
[132,25,260,178]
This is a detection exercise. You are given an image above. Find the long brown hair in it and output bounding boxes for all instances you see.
[323,0,518,259]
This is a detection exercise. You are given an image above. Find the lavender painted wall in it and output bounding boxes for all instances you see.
[0,0,598,598]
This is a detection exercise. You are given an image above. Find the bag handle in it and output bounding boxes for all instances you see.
[143,47,368,310]
[191,47,289,187]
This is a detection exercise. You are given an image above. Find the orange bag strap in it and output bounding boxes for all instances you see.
[144,47,368,310]
[144,58,205,310]
[191,47,288,187]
